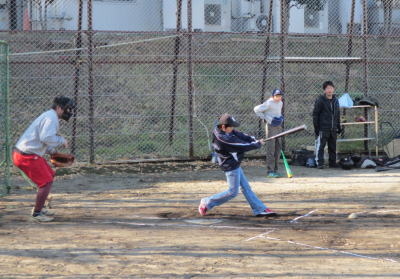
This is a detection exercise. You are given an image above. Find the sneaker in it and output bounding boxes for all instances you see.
[32,212,54,222]
[31,207,55,216]
[267,172,281,178]
[198,201,208,216]
[256,208,277,217]
[317,165,324,169]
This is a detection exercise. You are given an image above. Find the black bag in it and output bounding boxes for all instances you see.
[291,149,315,166]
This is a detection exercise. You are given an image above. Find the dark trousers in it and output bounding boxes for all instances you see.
[315,130,337,166]
[266,123,282,172]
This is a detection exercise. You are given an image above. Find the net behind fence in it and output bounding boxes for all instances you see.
[1,0,400,192]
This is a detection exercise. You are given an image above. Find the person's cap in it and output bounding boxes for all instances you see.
[218,114,240,127]
[272,89,283,96]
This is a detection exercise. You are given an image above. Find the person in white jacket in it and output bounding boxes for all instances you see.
[254,89,284,178]
[13,96,75,222]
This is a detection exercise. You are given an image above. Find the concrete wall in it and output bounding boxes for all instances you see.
[33,0,162,31]
[163,0,205,31]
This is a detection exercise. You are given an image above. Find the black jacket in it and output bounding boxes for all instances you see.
[313,94,341,135]
[212,128,261,172]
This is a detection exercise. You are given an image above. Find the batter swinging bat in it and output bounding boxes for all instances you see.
[281,150,293,178]
[264,124,307,141]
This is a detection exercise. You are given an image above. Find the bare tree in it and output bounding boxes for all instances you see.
[33,0,56,30]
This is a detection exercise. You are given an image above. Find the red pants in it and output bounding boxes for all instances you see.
[12,151,55,188]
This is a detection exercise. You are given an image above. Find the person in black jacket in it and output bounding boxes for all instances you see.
[313,81,342,169]
[198,114,277,217]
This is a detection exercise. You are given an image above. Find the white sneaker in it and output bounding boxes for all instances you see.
[32,212,54,222]
[41,208,55,216]
[31,208,55,216]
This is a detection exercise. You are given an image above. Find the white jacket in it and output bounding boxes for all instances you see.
[254,98,283,124]
[15,109,66,156]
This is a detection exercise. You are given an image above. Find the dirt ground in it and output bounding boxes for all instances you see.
[0,160,400,278]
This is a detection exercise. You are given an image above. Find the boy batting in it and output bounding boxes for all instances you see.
[198,114,277,217]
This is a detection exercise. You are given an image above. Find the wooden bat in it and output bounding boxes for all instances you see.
[264,124,307,141]
[281,150,293,178]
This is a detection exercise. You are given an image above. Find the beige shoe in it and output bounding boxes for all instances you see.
[32,212,54,222]
[31,208,55,216]
[41,208,55,216]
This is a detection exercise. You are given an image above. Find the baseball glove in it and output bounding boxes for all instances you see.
[50,152,75,167]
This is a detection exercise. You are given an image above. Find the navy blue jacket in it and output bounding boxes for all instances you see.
[313,94,341,135]
[212,128,261,172]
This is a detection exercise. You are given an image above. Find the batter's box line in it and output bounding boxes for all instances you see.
[245,229,278,241]
[289,209,318,224]
[245,234,399,264]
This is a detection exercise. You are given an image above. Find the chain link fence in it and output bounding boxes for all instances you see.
[1,0,400,188]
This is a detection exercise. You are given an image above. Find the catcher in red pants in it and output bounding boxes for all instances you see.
[13,96,75,222]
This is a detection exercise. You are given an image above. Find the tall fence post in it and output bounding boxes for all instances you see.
[72,0,84,155]
[87,0,95,163]
[169,0,183,145]
[362,0,369,152]
[280,0,287,151]
[187,0,194,158]
[259,0,274,138]
[345,0,356,93]
[1,42,10,194]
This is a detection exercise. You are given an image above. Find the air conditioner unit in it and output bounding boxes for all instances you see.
[203,0,231,32]
[231,0,266,32]
[205,4,222,25]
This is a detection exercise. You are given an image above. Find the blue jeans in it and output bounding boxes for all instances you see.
[202,167,267,216]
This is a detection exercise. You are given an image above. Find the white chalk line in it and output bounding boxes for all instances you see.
[246,233,398,263]
[351,209,400,216]
[245,229,277,242]
[374,209,400,214]
[131,214,180,220]
[92,220,274,232]
[290,209,318,223]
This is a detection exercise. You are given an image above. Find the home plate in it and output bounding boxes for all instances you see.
[183,219,223,225]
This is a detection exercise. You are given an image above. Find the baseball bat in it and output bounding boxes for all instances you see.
[264,124,307,141]
[281,150,293,178]
[375,166,400,172]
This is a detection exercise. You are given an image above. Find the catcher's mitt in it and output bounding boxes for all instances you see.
[50,152,75,167]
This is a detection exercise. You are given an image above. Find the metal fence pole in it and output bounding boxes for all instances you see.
[169,0,183,145]
[9,0,17,30]
[345,0,356,93]
[1,42,10,193]
[72,0,84,155]
[259,0,274,138]
[362,0,369,151]
[187,0,194,158]
[87,0,95,163]
[280,0,286,151]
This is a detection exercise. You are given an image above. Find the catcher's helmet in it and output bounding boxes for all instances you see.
[53,96,76,121]
[339,157,354,170]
